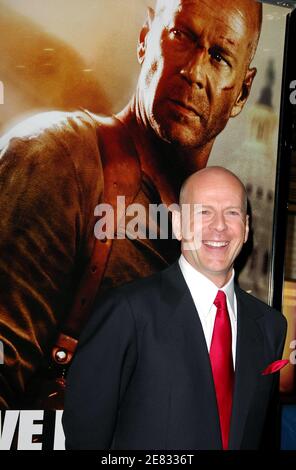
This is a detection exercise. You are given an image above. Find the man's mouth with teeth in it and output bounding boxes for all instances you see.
[203,241,229,247]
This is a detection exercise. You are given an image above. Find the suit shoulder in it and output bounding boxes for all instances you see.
[236,286,287,330]
[92,271,162,320]
[117,270,162,301]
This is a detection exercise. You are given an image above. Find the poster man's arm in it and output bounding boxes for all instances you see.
[0,111,103,408]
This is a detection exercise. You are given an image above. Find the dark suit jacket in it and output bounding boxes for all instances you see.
[63,261,287,450]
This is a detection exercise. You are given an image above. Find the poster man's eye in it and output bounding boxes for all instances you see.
[169,28,190,42]
[209,46,230,66]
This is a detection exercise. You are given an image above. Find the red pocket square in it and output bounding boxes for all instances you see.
[262,359,289,375]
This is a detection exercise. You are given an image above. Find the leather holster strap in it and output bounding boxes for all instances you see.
[51,114,141,365]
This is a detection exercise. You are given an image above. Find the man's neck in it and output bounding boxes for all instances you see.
[181,254,234,289]
[115,98,214,207]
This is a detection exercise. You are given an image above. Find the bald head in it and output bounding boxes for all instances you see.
[179,166,248,214]
[155,0,262,65]
[137,0,262,151]
[174,166,249,286]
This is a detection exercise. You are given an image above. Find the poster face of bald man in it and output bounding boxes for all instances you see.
[0,0,294,449]
[0,0,289,303]
[135,0,261,149]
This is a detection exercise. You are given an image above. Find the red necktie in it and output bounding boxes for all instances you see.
[210,290,234,450]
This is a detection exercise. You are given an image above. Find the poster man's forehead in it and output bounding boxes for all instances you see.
[154,0,262,60]
[154,0,262,30]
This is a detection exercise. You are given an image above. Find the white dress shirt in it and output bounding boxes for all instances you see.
[179,254,237,367]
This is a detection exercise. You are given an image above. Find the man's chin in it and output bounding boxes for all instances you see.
[158,125,208,149]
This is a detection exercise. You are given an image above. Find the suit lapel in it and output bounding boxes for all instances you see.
[161,264,268,449]
[160,262,222,449]
[228,287,265,449]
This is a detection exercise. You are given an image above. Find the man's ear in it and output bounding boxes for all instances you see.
[172,208,182,241]
[230,67,257,118]
[244,214,250,243]
[137,7,155,65]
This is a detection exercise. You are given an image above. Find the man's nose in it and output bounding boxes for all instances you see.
[209,212,227,232]
[180,47,207,88]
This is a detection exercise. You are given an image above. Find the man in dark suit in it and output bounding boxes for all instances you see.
[63,166,287,450]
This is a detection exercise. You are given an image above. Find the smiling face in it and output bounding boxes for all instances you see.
[173,167,249,286]
[137,0,261,149]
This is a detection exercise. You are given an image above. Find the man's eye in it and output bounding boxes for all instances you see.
[169,28,189,41]
[209,47,229,66]
[195,209,209,216]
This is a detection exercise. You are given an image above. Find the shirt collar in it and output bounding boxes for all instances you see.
[178,254,236,320]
